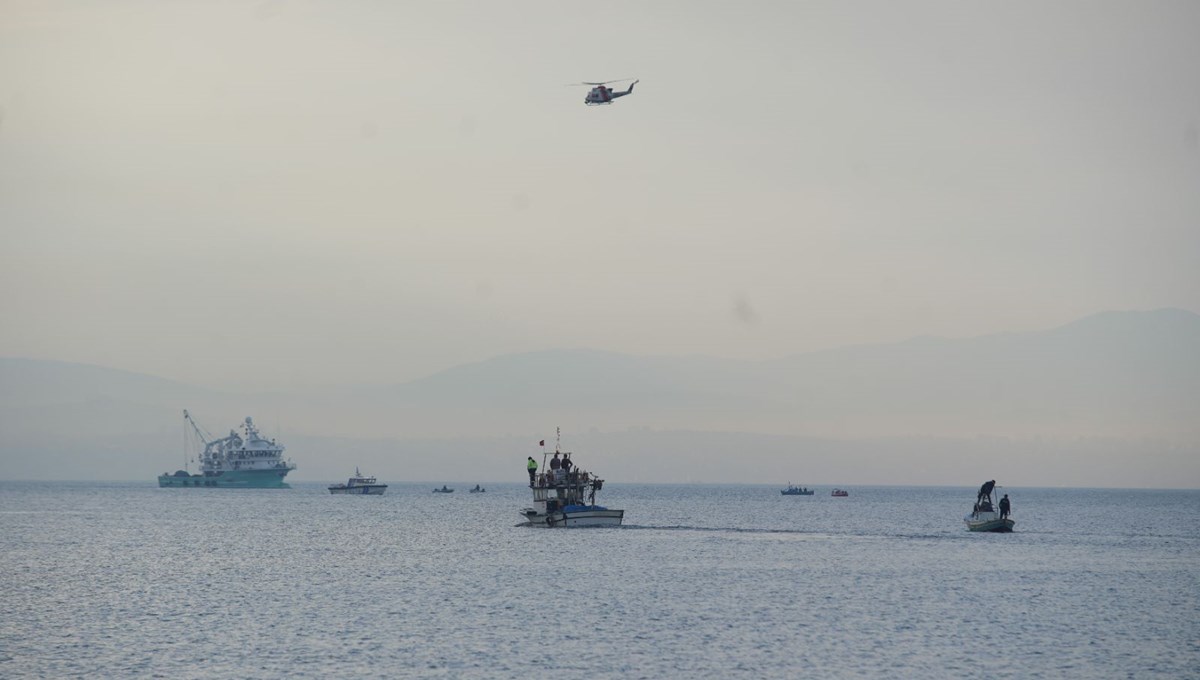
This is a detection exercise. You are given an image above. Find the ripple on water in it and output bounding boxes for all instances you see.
[0,482,1197,679]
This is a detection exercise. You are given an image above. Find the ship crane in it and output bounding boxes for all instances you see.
[181,409,211,473]
[183,409,211,444]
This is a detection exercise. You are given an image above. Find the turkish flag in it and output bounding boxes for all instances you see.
[539,440,545,446]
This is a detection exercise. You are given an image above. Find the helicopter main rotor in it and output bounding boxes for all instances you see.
[567,78,636,87]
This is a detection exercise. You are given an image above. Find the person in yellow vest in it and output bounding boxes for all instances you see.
[526,457,538,487]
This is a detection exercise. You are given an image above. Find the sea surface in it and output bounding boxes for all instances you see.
[1,481,1197,679]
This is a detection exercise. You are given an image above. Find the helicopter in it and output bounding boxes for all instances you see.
[572,78,639,106]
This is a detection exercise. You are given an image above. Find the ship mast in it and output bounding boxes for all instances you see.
[182,411,188,473]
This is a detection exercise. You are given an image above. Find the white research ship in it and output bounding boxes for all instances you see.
[519,429,624,528]
[158,411,296,488]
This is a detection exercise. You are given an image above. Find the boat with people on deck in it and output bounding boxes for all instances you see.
[831,488,849,497]
[469,485,486,493]
[520,429,624,528]
[158,411,296,488]
[433,486,454,493]
[965,479,1014,532]
[781,483,814,496]
[328,468,388,495]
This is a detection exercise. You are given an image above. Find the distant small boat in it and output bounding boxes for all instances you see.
[433,486,454,493]
[469,485,486,493]
[781,483,814,496]
[965,480,1014,532]
[328,468,387,495]
[831,489,849,497]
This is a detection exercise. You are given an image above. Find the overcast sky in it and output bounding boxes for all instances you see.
[2,1,1198,390]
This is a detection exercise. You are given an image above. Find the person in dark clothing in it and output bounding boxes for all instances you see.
[999,494,1011,519]
[977,480,996,504]
[550,453,561,471]
[561,454,573,474]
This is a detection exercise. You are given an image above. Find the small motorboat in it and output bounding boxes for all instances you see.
[432,486,454,493]
[831,489,849,497]
[781,483,814,496]
[469,485,486,493]
[965,480,1014,532]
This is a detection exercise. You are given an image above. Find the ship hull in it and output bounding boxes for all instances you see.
[520,508,625,527]
[965,517,1015,532]
[328,485,387,495]
[158,469,292,488]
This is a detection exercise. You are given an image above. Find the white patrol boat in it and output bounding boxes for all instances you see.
[328,468,388,495]
[519,429,624,528]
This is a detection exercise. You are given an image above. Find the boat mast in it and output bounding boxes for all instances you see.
[182,410,188,473]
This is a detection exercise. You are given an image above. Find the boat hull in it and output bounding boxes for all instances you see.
[329,485,387,495]
[520,508,625,527]
[158,468,292,488]
[781,490,814,495]
[965,516,1015,532]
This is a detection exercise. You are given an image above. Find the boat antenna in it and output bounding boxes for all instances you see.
[556,426,561,454]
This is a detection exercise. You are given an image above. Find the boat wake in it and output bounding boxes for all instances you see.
[619,524,825,536]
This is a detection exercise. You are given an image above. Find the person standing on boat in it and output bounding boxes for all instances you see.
[527,457,538,487]
[550,453,561,473]
[999,494,1011,519]
[978,480,995,505]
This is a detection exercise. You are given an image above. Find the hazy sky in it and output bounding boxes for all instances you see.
[2,1,1198,390]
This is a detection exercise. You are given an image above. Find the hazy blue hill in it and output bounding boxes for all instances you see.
[760,307,1200,437]
[0,359,225,442]
[1,309,1197,480]
[0,358,215,409]
[388,348,764,409]
[332,307,1198,439]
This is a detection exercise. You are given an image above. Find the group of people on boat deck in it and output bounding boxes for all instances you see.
[525,453,589,487]
[972,478,1012,518]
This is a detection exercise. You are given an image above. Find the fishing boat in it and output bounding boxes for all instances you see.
[519,429,624,527]
[328,468,387,495]
[965,480,1014,532]
[831,489,849,497]
[432,486,454,493]
[158,411,296,488]
[469,485,486,493]
[781,483,814,496]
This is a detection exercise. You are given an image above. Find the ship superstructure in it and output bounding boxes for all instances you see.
[158,411,296,488]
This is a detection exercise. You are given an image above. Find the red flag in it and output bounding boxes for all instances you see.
[539,440,545,446]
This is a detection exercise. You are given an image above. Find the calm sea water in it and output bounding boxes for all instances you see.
[1,481,1197,678]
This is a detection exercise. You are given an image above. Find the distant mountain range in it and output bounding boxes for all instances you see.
[2,308,1198,484]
